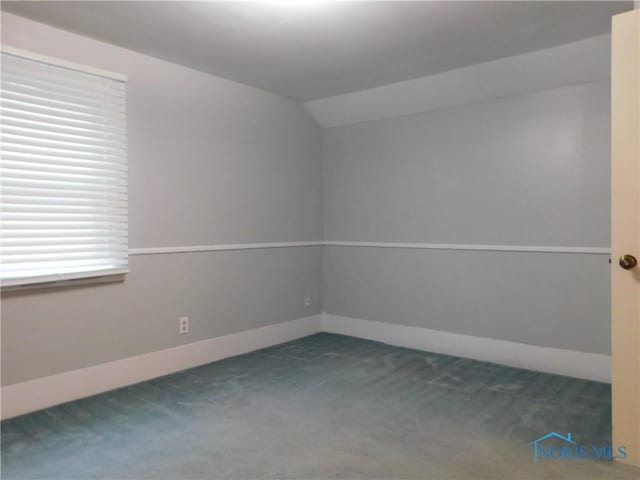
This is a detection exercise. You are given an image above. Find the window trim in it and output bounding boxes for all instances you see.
[0,267,130,289]
[1,46,129,289]
[1,46,127,82]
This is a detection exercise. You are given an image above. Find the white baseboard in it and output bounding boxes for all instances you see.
[1,312,611,419]
[322,313,611,383]
[1,315,322,420]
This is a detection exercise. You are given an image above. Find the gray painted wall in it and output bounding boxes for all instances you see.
[0,14,324,385]
[324,82,610,246]
[0,12,613,387]
[2,248,322,385]
[323,81,611,354]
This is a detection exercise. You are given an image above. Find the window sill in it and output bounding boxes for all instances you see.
[1,268,129,293]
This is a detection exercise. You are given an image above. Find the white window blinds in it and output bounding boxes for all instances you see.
[1,50,128,287]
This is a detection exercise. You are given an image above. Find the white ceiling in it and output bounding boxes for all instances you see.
[1,1,632,101]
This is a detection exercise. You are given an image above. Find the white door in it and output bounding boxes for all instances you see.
[611,8,640,467]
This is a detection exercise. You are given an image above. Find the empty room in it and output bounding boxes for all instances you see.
[1,1,639,479]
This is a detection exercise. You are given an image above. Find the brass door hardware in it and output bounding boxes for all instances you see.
[618,254,637,270]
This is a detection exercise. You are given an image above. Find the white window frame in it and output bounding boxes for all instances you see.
[1,46,129,288]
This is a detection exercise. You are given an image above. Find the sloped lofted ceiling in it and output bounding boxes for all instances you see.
[1,1,632,101]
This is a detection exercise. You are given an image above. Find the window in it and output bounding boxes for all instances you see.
[0,48,128,287]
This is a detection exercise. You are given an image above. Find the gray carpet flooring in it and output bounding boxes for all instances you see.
[1,333,638,479]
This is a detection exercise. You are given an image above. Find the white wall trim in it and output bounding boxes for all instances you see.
[323,241,610,255]
[1,315,322,420]
[129,241,323,256]
[322,313,611,383]
[129,241,610,256]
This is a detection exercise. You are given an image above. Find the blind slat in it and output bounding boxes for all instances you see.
[2,159,127,177]
[3,171,126,187]
[2,124,126,148]
[2,167,127,184]
[3,229,127,237]
[3,200,127,211]
[2,132,126,154]
[2,140,125,159]
[2,236,127,246]
[2,151,126,170]
[1,98,125,124]
[1,83,126,111]
[1,106,126,132]
[1,78,125,104]
[2,259,128,272]
[2,186,126,200]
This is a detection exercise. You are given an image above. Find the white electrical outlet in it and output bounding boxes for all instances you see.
[179,316,189,334]
[304,295,312,308]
